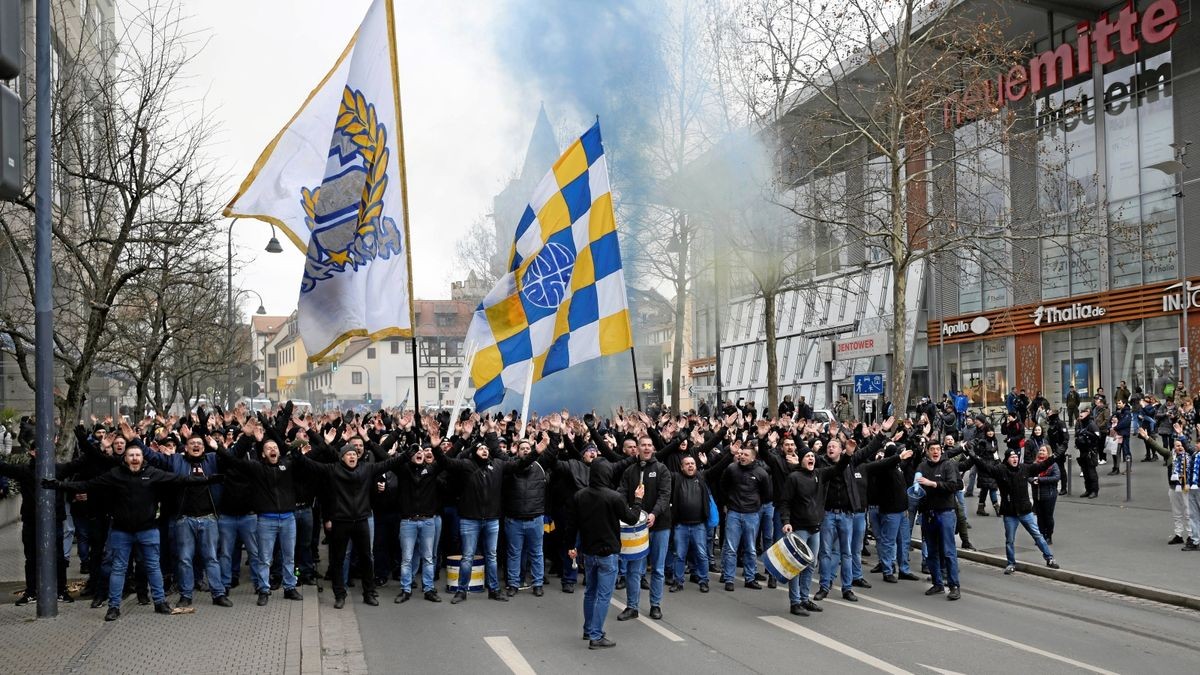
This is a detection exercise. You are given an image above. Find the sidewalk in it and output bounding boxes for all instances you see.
[0,520,306,674]
[913,446,1199,601]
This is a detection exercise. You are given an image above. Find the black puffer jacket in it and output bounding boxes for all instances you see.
[291,450,409,522]
[503,450,554,519]
[433,436,537,520]
[973,454,1058,516]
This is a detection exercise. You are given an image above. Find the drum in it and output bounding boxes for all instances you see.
[445,555,485,593]
[619,511,649,562]
[763,532,814,582]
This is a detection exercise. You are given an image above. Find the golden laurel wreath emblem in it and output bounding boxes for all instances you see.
[300,86,403,293]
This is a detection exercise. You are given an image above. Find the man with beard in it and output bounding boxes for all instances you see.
[616,436,672,621]
[42,444,217,621]
[779,446,849,616]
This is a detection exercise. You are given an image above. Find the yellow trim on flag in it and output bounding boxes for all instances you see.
[223,33,360,249]
[307,325,413,364]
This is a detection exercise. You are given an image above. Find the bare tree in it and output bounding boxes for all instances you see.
[453,212,502,288]
[719,0,1111,409]
[0,2,220,450]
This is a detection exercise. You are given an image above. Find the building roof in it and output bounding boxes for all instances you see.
[252,315,288,335]
[414,299,474,337]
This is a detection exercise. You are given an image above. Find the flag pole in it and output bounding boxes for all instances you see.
[519,364,535,438]
[629,347,642,412]
[449,340,476,425]
[409,336,421,412]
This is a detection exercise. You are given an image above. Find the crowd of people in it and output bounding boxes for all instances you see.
[0,387,1196,649]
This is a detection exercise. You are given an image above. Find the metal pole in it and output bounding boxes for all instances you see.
[629,347,643,411]
[1176,160,1188,395]
[1125,455,1132,502]
[33,0,57,619]
[409,336,421,411]
[1064,455,1072,496]
[226,219,236,407]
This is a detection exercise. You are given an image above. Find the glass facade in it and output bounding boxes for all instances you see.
[1041,327,1101,407]
[1110,316,1179,399]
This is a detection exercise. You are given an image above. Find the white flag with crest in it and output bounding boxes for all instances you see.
[224,0,413,362]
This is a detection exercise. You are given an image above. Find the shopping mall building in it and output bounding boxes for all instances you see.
[685,0,1200,415]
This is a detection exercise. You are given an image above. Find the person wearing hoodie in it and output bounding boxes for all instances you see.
[969,447,1060,574]
[667,446,734,593]
[779,446,848,616]
[859,440,918,584]
[291,438,410,609]
[562,461,644,650]
[430,417,539,605]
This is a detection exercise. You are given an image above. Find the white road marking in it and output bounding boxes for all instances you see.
[917,665,968,675]
[609,598,686,642]
[484,636,537,675]
[833,601,959,631]
[859,595,1120,675]
[760,615,916,675]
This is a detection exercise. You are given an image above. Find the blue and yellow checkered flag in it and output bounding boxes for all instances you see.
[466,122,632,410]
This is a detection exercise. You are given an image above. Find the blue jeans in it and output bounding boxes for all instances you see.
[850,512,867,580]
[721,510,760,583]
[626,528,669,609]
[459,518,500,592]
[877,511,907,575]
[787,528,821,604]
[218,514,264,592]
[108,528,165,609]
[294,506,315,578]
[907,495,925,568]
[819,511,854,592]
[504,517,545,588]
[672,523,709,583]
[759,503,778,551]
[921,509,959,588]
[1003,513,1054,566]
[400,517,438,592]
[583,553,618,640]
[173,515,225,599]
[256,513,297,591]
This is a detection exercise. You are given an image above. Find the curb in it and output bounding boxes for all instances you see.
[912,539,1200,612]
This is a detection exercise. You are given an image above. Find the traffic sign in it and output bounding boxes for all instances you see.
[854,373,884,396]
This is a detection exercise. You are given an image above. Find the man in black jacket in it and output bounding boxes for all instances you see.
[212,420,304,606]
[431,419,539,605]
[292,441,410,609]
[720,440,771,593]
[44,444,215,621]
[616,436,672,621]
[668,449,734,593]
[563,461,644,650]
[393,444,444,603]
[1075,409,1102,498]
[503,436,554,597]
[780,447,848,616]
[971,448,1060,574]
[915,441,963,600]
[860,442,917,583]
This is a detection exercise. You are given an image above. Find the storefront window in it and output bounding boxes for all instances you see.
[1105,52,1177,288]
[949,339,1007,409]
[1042,326,1101,409]
[1111,316,1179,400]
[955,119,1009,314]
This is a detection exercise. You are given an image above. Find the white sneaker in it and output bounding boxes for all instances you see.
[1098,459,1106,465]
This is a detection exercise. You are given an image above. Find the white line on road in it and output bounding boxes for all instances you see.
[484,636,537,675]
[609,599,686,642]
[760,615,916,675]
[832,601,960,631]
[917,664,968,675]
[859,595,1120,675]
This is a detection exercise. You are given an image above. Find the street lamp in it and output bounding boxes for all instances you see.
[1148,146,1190,394]
[227,218,281,406]
[236,288,268,400]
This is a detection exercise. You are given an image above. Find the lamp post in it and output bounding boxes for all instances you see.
[236,289,268,401]
[226,219,282,406]
[1148,144,1191,394]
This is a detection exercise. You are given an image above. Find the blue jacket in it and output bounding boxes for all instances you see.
[140,440,224,514]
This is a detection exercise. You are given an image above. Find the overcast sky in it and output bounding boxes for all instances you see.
[182,0,542,318]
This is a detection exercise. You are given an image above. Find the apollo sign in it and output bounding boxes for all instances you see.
[1031,302,1106,327]
[940,316,991,338]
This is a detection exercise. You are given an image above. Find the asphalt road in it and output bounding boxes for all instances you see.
[355,558,1198,674]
